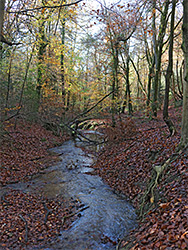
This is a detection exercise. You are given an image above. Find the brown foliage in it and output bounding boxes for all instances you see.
[104,118,137,143]
[0,190,82,249]
[0,120,83,249]
[92,108,188,250]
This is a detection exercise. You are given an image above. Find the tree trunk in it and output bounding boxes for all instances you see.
[37,23,46,103]
[181,0,188,145]
[61,17,66,106]
[176,59,183,99]
[0,0,5,41]
[147,59,154,107]
[143,28,154,108]
[37,1,48,105]
[152,0,157,115]
[129,56,147,97]
[180,61,184,95]
[163,0,176,136]
[37,23,47,103]
[109,35,118,127]
[120,44,132,115]
[126,56,132,115]
[5,49,15,116]
[152,0,170,117]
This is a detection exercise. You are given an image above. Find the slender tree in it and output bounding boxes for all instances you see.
[61,17,66,106]
[181,0,188,146]
[0,0,5,42]
[120,43,132,115]
[37,1,49,104]
[163,0,176,135]
[152,0,170,117]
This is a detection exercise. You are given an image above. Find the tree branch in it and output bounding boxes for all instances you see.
[0,34,21,46]
[69,89,117,124]
[7,0,83,14]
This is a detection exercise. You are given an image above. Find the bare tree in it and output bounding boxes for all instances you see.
[181,0,188,146]
[152,0,170,117]
[0,0,5,42]
[163,0,176,136]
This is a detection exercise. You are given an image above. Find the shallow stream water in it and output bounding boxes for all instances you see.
[1,131,137,250]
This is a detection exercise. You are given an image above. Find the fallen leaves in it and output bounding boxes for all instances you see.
[0,119,83,249]
[0,120,68,186]
[92,107,188,249]
[0,108,187,249]
[0,189,83,249]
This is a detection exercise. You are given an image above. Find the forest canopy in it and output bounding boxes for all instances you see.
[0,0,187,144]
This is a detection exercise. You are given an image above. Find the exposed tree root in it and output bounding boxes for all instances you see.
[163,116,176,136]
[139,143,188,219]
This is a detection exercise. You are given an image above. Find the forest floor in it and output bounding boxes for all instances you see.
[0,106,187,249]
[0,120,84,249]
[91,106,188,250]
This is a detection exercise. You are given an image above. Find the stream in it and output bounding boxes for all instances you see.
[1,131,137,250]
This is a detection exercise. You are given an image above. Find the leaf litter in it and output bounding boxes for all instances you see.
[0,107,187,249]
[0,119,83,249]
[91,107,188,249]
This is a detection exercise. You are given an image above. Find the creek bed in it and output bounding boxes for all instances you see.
[1,131,137,250]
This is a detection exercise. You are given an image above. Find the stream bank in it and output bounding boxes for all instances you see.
[42,138,137,250]
[1,131,137,250]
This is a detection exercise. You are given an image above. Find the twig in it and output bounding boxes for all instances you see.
[142,125,166,132]
[8,0,83,13]
[116,239,123,250]
[14,45,35,129]
[4,112,20,121]
[60,122,104,144]
[43,203,52,223]
[19,215,28,243]
[54,0,64,35]
[62,205,89,225]
[1,193,12,206]
[29,156,45,161]
[69,89,117,125]
[0,34,21,46]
